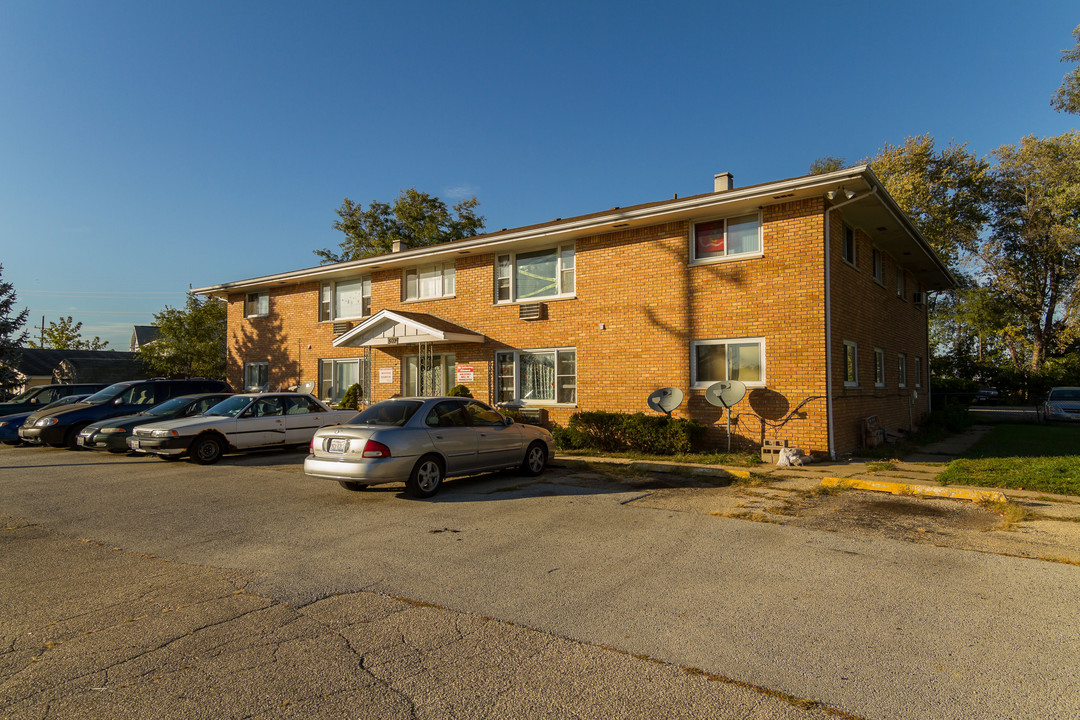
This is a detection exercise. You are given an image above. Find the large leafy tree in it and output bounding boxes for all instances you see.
[982,132,1080,370]
[315,188,485,263]
[137,294,227,379]
[1052,24,1080,115]
[28,316,109,350]
[0,264,30,394]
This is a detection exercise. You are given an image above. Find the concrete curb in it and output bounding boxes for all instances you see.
[820,477,1007,503]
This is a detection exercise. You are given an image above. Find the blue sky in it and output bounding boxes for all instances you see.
[1,1,1076,350]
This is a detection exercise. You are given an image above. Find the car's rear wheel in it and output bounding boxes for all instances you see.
[406,455,444,498]
[338,480,368,491]
[522,441,548,476]
[190,434,225,465]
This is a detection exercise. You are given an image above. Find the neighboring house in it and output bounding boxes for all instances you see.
[4,349,144,394]
[193,166,953,457]
[130,325,162,352]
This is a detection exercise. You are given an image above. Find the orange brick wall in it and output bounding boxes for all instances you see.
[225,197,929,457]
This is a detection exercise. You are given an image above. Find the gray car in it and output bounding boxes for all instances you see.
[1044,387,1080,422]
[304,397,555,498]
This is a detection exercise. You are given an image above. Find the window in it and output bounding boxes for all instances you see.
[404,353,456,396]
[692,213,761,263]
[896,267,905,299]
[495,244,575,302]
[898,353,908,388]
[843,341,858,387]
[691,338,764,387]
[320,277,371,321]
[319,358,367,405]
[915,357,923,388]
[842,224,856,266]
[874,348,886,388]
[405,262,455,301]
[244,362,269,392]
[872,248,884,284]
[245,292,268,318]
[496,348,576,404]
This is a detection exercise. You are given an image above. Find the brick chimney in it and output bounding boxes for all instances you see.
[714,172,734,192]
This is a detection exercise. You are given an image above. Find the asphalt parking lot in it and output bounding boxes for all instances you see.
[2,444,1079,720]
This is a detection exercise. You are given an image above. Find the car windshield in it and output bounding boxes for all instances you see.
[202,396,254,418]
[82,383,132,405]
[143,396,192,416]
[348,400,423,427]
[6,387,49,403]
[43,395,86,410]
[1049,388,1080,401]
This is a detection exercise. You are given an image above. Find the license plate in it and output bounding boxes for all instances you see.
[328,438,348,454]
[130,440,140,449]
[76,436,85,446]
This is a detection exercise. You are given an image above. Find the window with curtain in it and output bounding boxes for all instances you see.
[494,244,575,302]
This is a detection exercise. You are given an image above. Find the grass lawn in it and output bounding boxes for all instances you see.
[938,423,1080,496]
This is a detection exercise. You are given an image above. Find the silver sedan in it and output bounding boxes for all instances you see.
[305,397,555,498]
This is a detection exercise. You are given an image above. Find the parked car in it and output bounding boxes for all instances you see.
[1044,387,1080,422]
[304,397,555,498]
[0,383,108,416]
[19,378,232,448]
[974,387,1000,404]
[0,394,93,445]
[76,393,233,452]
[128,393,358,464]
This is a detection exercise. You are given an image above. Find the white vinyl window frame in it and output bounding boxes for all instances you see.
[898,353,908,389]
[495,347,577,406]
[843,341,858,388]
[245,292,269,318]
[690,212,763,265]
[690,337,766,388]
[494,243,575,303]
[874,348,886,388]
[896,266,906,299]
[318,357,367,405]
[243,361,269,392]
[320,276,371,322]
[841,224,857,267]
[404,262,455,302]
[872,248,884,285]
[915,357,923,389]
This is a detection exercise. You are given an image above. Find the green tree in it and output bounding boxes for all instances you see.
[137,294,227,379]
[28,316,109,350]
[982,132,1080,371]
[867,135,992,270]
[316,188,486,263]
[1052,24,1080,115]
[0,264,30,394]
[808,156,847,174]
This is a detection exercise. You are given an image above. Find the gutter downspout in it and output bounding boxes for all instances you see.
[824,186,877,460]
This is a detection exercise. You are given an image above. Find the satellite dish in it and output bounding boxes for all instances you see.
[297,381,316,395]
[705,381,747,409]
[647,387,684,415]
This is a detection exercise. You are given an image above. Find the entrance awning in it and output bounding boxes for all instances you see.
[332,309,485,348]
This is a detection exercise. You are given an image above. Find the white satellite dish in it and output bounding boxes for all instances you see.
[297,381,316,395]
[705,381,746,409]
[647,387,684,415]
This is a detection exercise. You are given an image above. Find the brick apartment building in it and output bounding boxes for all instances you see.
[194,166,953,458]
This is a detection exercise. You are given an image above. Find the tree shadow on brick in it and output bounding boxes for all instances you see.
[230,313,298,391]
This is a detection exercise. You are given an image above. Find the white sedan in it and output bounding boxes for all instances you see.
[129,393,358,464]
[304,397,555,498]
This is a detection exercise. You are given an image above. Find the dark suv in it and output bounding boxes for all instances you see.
[0,383,109,416]
[19,378,232,449]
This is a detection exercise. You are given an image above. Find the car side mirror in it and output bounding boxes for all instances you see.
[503,416,514,426]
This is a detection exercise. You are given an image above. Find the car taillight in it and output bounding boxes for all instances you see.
[361,439,391,458]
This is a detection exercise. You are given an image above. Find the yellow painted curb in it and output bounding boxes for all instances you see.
[821,477,1006,503]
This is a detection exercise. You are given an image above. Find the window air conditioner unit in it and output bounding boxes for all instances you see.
[519,302,543,320]
[332,321,353,335]
[912,292,925,307]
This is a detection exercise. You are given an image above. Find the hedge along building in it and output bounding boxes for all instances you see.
[193,166,953,458]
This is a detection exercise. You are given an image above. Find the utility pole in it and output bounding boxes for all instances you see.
[40,316,44,348]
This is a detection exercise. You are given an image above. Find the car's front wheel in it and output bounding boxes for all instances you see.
[406,455,444,498]
[190,434,225,465]
[522,441,548,476]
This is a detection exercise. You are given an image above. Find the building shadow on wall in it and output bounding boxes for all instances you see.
[231,314,298,391]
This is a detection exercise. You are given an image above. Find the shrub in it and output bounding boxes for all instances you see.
[338,383,363,410]
[447,384,473,398]
[562,411,706,455]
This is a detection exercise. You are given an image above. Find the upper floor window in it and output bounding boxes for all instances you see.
[898,353,908,388]
[495,244,575,302]
[842,224,857,266]
[320,276,371,321]
[405,262,455,301]
[896,267,906,299]
[872,248,884,284]
[843,340,858,387]
[691,338,764,387]
[692,213,761,263]
[245,292,268,318]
